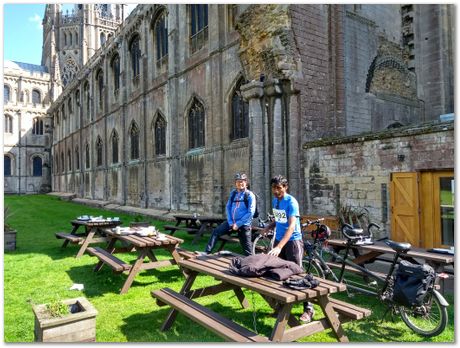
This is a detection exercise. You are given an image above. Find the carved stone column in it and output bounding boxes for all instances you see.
[241,81,268,217]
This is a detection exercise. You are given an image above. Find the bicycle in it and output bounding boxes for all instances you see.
[302,219,449,337]
[251,214,275,255]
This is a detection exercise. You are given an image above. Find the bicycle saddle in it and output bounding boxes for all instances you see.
[341,224,364,239]
[384,240,411,253]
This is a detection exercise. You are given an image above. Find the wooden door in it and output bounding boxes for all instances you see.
[390,172,420,246]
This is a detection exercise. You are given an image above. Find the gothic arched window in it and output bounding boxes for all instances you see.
[4,85,11,103]
[60,151,65,173]
[96,69,104,111]
[67,150,72,171]
[188,98,205,149]
[110,54,121,93]
[32,156,43,177]
[111,130,119,164]
[67,96,73,114]
[4,155,12,176]
[100,32,106,46]
[129,35,141,79]
[75,146,80,170]
[84,81,90,117]
[32,117,44,135]
[154,11,168,62]
[190,4,208,53]
[154,115,166,155]
[230,79,249,140]
[96,136,103,167]
[32,89,41,105]
[5,114,13,133]
[129,122,140,160]
[85,143,90,168]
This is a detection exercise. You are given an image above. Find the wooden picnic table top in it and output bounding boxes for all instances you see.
[71,219,122,228]
[328,239,454,265]
[179,253,346,303]
[104,228,183,248]
[173,214,225,223]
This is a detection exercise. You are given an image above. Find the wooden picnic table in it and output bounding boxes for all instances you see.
[152,253,371,342]
[192,216,225,244]
[87,227,184,294]
[164,214,225,244]
[327,239,454,272]
[55,218,122,258]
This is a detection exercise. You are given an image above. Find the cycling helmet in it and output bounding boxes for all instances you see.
[311,224,331,241]
[234,173,248,181]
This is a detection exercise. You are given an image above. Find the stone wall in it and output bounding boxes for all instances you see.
[302,121,454,235]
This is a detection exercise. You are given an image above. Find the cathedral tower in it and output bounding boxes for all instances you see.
[41,4,125,91]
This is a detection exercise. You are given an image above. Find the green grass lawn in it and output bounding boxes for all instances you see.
[4,194,455,342]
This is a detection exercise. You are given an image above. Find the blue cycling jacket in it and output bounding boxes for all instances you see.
[226,189,256,228]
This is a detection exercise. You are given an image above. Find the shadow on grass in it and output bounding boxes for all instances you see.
[66,263,186,296]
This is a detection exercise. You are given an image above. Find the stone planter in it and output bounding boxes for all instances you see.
[4,229,16,251]
[32,297,98,342]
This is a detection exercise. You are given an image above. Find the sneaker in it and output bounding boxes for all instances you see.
[194,251,209,256]
[299,308,315,323]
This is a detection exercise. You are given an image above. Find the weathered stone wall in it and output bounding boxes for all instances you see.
[413,4,454,121]
[302,121,454,235]
[4,63,52,194]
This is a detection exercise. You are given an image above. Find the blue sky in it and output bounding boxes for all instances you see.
[3,4,135,66]
[4,4,75,65]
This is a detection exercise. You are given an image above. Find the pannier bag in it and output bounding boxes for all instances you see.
[392,260,435,307]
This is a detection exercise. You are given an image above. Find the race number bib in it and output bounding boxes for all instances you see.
[273,208,288,224]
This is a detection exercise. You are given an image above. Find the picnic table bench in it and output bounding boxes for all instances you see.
[151,252,370,342]
[55,218,122,258]
[87,227,183,294]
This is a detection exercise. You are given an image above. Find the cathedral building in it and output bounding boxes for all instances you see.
[4,4,454,248]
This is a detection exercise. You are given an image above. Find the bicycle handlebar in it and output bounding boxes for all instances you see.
[301,218,324,228]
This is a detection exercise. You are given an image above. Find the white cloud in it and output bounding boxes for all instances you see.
[125,4,137,16]
[29,14,42,30]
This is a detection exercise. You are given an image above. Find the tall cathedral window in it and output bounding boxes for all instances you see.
[32,117,44,135]
[230,79,249,140]
[85,143,90,169]
[129,122,140,160]
[190,5,208,53]
[67,150,72,171]
[129,35,141,80]
[4,85,11,103]
[67,96,73,114]
[96,69,104,111]
[188,98,205,149]
[61,151,65,173]
[4,155,12,176]
[32,156,42,176]
[111,130,119,164]
[100,32,106,46]
[96,136,103,167]
[110,54,121,93]
[84,81,90,118]
[5,114,13,133]
[75,146,80,170]
[32,89,41,105]
[154,11,168,63]
[154,115,166,156]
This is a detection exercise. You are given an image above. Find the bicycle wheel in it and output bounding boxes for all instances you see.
[302,258,324,278]
[399,291,448,337]
[252,233,273,254]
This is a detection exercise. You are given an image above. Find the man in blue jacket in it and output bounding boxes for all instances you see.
[202,173,256,255]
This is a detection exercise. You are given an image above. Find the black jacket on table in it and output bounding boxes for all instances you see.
[229,253,304,281]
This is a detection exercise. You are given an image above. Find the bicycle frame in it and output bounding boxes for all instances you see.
[310,240,403,297]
